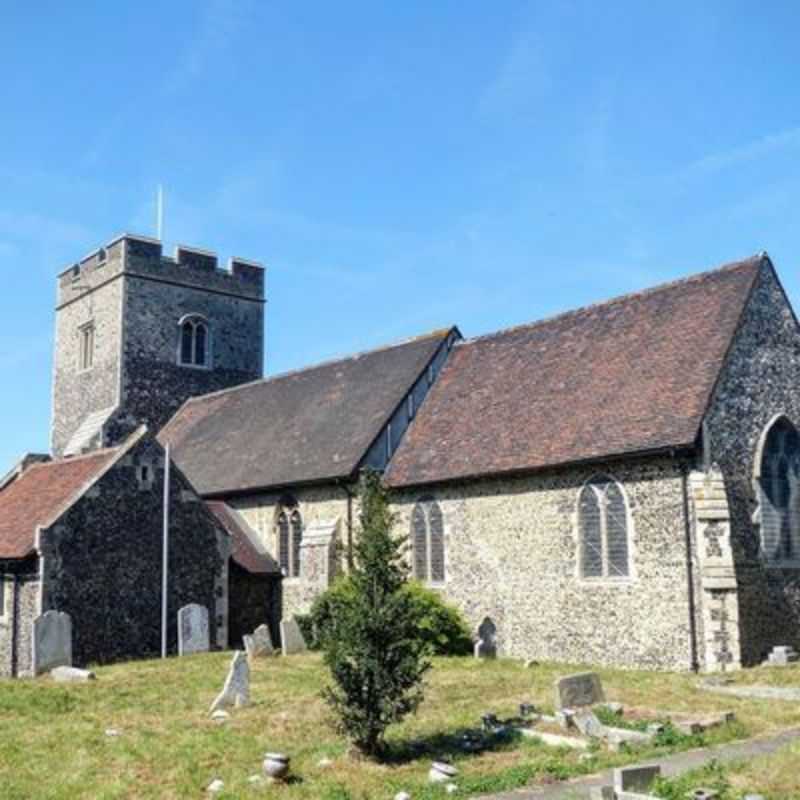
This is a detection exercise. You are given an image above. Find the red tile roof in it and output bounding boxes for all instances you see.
[0,448,120,559]
[385,256,766,488]
[206,501,280,575]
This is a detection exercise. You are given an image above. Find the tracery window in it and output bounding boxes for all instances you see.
[757,417,800,564]
[411,497,445,583]
[578,476,630,579]
[178,315,210,367]
[277,498,303,577]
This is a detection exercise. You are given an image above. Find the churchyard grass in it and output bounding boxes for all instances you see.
[0,655,798,799]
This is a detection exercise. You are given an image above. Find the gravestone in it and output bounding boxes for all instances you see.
[614,764,661,794]
[244,624,275,659]
[32,610,72,675]
[474,616,497,659]
[280,617,307,655]
[554,671,605,710]
[209,651,250,712]
[178,603,209,655]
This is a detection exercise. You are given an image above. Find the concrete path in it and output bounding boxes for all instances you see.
[476,728,800,799]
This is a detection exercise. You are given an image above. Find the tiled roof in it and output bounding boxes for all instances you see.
[161,329,455,496]
[0,448,121,559]
[385,256,766,488]
[206,501,280,575]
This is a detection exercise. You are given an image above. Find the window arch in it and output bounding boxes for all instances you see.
[277,497,303,577]
[756,416,800,564]
[178,314,211,367]
[578,476,631,579]
[411,497,445,583]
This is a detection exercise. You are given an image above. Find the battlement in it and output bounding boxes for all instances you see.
[57,234,265,308]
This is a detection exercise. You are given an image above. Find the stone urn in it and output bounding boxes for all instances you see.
[429,761,458,783]
[263,753,290,781]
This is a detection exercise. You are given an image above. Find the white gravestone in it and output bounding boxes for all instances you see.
[244,624,275,659]
[178,604,209,655]
[209,651,250,713]
[280,617,308,655]
[32,610,72,675]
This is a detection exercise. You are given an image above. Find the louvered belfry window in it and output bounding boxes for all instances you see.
[579,477,631,579]
[759,418,800,563]
[277,500,304,577]
[411,497,446,583]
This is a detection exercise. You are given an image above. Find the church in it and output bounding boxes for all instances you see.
[1,233,798,676]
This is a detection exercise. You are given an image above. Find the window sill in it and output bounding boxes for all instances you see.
[177,362,212,371]
[578,576,636,586]
[764,560,800,570]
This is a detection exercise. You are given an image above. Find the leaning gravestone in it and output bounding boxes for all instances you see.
[209,651,250,713]
[178,603,209,655]
[280,617,308,655]
[474,616,498,659]
[32,610,72,675]
[244,624,275,659]
[554,671,605,710]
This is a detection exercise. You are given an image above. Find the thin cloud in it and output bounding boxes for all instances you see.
[676,126,800,180]
[479,30,551,117]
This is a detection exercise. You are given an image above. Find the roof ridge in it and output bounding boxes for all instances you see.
[180,326,456,407]
[458,254,765,348]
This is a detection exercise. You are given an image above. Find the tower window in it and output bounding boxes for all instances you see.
[178,315,211,368]
[78,323,95,371]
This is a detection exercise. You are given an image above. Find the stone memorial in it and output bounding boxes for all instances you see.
[614,764,661,794]
[209,651,250,713]
[32,610,72,675]
[280,617,308,655]
[51,666,95,682]
[474,617,497,659]
[178,603,210,656]
[554,671,605,710]
[244,624,275,659]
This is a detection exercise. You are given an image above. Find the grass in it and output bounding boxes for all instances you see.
[0,655,798,799]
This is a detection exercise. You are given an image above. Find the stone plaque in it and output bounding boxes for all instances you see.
[178,603,209,655]
[32,610,72,675]
[209,651,250,712]
[554,671,605,710]
[280,617,307,655]
[244,624,275,659]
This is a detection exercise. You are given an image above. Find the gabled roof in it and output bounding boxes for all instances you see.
[206,501,280,575]
[385,255,767,488]
[0,448,121,559]
[160,329,456,496]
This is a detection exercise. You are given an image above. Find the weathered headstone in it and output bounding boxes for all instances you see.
[571,710,606,738]
[178,603,210,655]
[614,764,661,794]
[554,671,605,710]
[244,624,275,659]
[280,617,307,655]
[32,610,72,675]
[474,616,498,659]
[209,651,249,712]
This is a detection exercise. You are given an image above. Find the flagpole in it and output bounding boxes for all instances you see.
[161,443,171,658]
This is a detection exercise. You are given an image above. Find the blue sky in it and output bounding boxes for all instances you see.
[0,1,799,468]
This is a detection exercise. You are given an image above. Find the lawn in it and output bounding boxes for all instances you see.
[1,654,799,799]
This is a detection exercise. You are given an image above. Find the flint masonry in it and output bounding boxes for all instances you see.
[1,235,798,675]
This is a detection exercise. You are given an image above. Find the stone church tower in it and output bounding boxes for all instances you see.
[51,234,264,457]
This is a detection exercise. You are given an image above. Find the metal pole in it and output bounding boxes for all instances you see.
[161,443,171,659]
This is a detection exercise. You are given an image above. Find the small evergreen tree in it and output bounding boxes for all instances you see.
[321,470,430,758]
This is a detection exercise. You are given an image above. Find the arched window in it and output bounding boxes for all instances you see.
[757,417,800,563]
[178,315,211,367]
[411,497,445,583]
[277,498,303,577]
[578,476,631,579]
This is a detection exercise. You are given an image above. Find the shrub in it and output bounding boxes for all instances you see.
[320,470,430,758]
[310,577,472,656]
